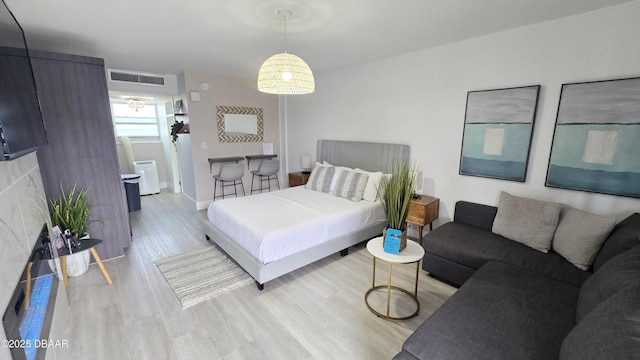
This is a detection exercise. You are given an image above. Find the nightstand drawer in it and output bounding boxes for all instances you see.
[407,203,427,224]
[406,195,439,244]
[288,172,310,187]
[407,196,439,226]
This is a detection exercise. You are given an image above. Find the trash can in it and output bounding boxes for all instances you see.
[121,174,141,212]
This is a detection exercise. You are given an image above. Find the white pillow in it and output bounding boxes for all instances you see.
[354,168,384,202]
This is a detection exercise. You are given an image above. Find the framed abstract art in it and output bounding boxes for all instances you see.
[459,85,540,182]
[546,77,640,198]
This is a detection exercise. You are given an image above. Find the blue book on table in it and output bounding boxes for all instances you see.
[384,228,403,254]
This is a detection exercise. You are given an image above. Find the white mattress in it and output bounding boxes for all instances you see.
[207,186,386,264]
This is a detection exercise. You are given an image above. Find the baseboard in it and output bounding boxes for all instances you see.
[196,200,211,211]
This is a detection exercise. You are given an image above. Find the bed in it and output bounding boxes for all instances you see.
[203,140,410,289]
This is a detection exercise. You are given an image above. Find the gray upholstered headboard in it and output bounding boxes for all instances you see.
[317,140,410,173]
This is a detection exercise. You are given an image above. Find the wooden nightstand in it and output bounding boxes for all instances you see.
[407,195,439,244]
[288,172,310,187]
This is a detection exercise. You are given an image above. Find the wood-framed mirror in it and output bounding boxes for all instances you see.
[216,105,264,142]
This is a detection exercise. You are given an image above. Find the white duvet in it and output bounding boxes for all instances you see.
[207,186,386,264]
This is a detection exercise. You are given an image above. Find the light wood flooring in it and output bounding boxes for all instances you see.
[65,190,456,360]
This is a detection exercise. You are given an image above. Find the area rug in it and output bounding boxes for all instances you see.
[155,246,254,309]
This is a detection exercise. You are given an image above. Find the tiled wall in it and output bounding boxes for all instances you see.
[0,152,68,359]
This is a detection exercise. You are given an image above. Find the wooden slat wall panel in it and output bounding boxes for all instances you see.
[31,49,131,260]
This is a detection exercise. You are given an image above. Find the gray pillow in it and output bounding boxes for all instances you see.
[560,282,640,360]
[553,208,617,270]
[492,191,561,253]
[576,245,640,322]
[304,164,335,192]
[332,170,369,202]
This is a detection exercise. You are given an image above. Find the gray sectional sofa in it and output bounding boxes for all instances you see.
[394,196,640,360]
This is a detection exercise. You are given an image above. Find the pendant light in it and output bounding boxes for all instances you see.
[257,9,315,95]
[126,97,145,111]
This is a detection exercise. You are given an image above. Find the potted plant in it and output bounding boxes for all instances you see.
[378,160,418,253]
[48,184,93,277]
[170,120,185,143]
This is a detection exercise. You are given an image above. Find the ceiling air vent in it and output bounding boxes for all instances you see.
[138,75,164,85]
[108,70,165,86]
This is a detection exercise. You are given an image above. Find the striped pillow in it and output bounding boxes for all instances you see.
[332,170,369,202]
[304,164,335,192]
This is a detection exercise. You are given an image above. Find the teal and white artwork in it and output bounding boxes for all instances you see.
[459,85,540,182]
[546,77,640,199]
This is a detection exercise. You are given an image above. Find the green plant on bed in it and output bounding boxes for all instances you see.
[378,160,418,230]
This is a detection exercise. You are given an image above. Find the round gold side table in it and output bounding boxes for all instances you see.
[364,236,425,320]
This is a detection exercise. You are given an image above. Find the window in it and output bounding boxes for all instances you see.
[111,101,160,137]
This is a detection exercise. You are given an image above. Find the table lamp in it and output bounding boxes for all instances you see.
[300,155,312,174]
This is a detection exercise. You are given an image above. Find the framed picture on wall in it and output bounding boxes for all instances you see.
[546,77,640,199]
[459,85,541,182]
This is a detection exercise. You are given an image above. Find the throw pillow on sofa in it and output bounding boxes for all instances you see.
[552,208,617,270]
[492,191,561,253]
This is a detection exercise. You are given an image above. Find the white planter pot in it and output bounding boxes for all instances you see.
[64,250,91,277]
[48,233,91,277]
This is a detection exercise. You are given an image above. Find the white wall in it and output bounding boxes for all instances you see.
[177,133,196,202]
[162,101,182,193]
[286,1,640,224]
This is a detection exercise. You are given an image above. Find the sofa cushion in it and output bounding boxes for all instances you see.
[560,282,640,360]
[576,244,640,322]
[492,191,561,253]
[453,201,497,230]
[592,213,640,272]
[401,262,579,360]
[422,252,476,287]
[423,222,590,286]
[552,208,617,270]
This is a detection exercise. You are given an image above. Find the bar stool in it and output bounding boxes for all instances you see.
[251,159,280,194]
[213,163,245,200]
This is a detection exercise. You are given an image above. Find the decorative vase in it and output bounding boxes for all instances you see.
[66,233,91,277]
[383,227,408,254]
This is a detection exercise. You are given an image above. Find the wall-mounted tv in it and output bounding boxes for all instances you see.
[0,0,48,161]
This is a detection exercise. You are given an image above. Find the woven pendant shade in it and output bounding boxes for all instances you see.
[257,52,315,95]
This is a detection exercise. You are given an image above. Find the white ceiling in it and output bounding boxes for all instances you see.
[5,0,636,79]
